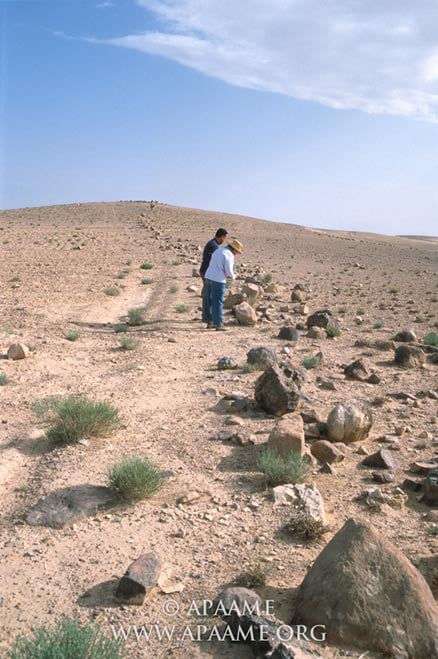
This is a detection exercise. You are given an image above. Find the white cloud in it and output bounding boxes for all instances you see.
[102,0,438,121]
[96,1,114,8]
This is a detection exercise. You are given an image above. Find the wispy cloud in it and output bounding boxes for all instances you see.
[101,0,438,121]
[96,1,114,8]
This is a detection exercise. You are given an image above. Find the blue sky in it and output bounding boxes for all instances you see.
[1,0,438,235]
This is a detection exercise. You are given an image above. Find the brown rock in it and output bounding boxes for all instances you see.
[234,301,257,326]
[224,292,246,310]
[395,344,425,368]
[410,461,438,475]
[267,415,305,457]
[311,440,345,464]
[293,519,438,657]
[362,449,399,470]
[306,326,325,339]
[116,552,161,604]
[7,343,30,360]
[291,289,304,302]
[344,358,368,381]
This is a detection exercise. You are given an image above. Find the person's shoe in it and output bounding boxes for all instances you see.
[206,322,215,329]
[215,325,228,331]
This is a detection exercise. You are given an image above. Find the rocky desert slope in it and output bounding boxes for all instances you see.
[0,201,437,658]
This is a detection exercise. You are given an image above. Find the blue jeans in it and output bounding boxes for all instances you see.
[203,279,226,326]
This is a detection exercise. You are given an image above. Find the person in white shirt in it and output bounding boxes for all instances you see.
[203,239,243,331]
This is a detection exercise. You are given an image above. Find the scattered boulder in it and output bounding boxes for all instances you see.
[291,289,304,302]
[241,283,262,303]
[344,358,369,381]
[27,485,118,529]
[254,367,301,416]
[273,483,326,523]
[306,326,325,340]
[234,301,257,326]
[224,292,246,310]
[217,356,238,370]
[7,343,29,360]
[395,344,425,368]
[116,552,161,604]
[246,346,277,370]
[278,326,300,341]
[213,587,262,619]
[293,518,438,657]
[423,469,438,506]
[327,400,373,444]
[361,449,399,470]
[267,415,305,457]
[393,329,417,343]
[311,440,345,465]
[306,309,332,328]
[372,471,395,483]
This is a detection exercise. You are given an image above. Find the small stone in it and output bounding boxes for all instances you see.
[116,552,161,604]
[410,461,438,474]
[393,329,417,343]
[362,449,399,470]
[311,440,345,464]
[394,345,425,369]
[277,326,300,341]
[372,471,395,483]
[217,356,238,370]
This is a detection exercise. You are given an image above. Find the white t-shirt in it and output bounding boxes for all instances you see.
[204,246,235,283]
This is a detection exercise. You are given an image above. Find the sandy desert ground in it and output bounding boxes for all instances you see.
[0,201,437,658]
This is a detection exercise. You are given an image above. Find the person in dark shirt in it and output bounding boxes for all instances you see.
[200,228,228,278]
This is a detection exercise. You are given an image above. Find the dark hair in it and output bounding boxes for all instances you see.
[215,228,228,238]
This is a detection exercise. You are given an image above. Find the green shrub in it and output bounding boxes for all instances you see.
[0,373,9,386]
[172,259,181,266]
[284,512,327,543]
[175,304,189,313]
[235,558,272,588]
[114,324,128,333]
[169,285,178,294]
[257,449,311,486]
[9,617,124,659]
[356,308,365,316]
[119,336,139,351]
[326,325,341,338]
[34,396,120,445]
[242,362,260,373]
[104,287,120,297]
[127,307,147,326]
[64,330,80,342]
[141,278,153,285]
[109,456,163,501]
[302,356,319,370]
[140,262,153,270]
[263,273,273,283]
[424,332,438,346]
[373,321,384,329]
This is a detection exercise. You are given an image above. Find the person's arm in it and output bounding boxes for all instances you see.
[200,241,212,276]
[223,249,235,280]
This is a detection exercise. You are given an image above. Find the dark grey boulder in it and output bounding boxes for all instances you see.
[254,367,301,416]
[27,485,118,529]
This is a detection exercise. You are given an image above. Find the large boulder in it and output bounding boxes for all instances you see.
[246,346,277,370]
[234,301,257,326]
[267,415,305,457]
[254,367,301,416]
[293,519,438,658]
[327,400,372,444]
